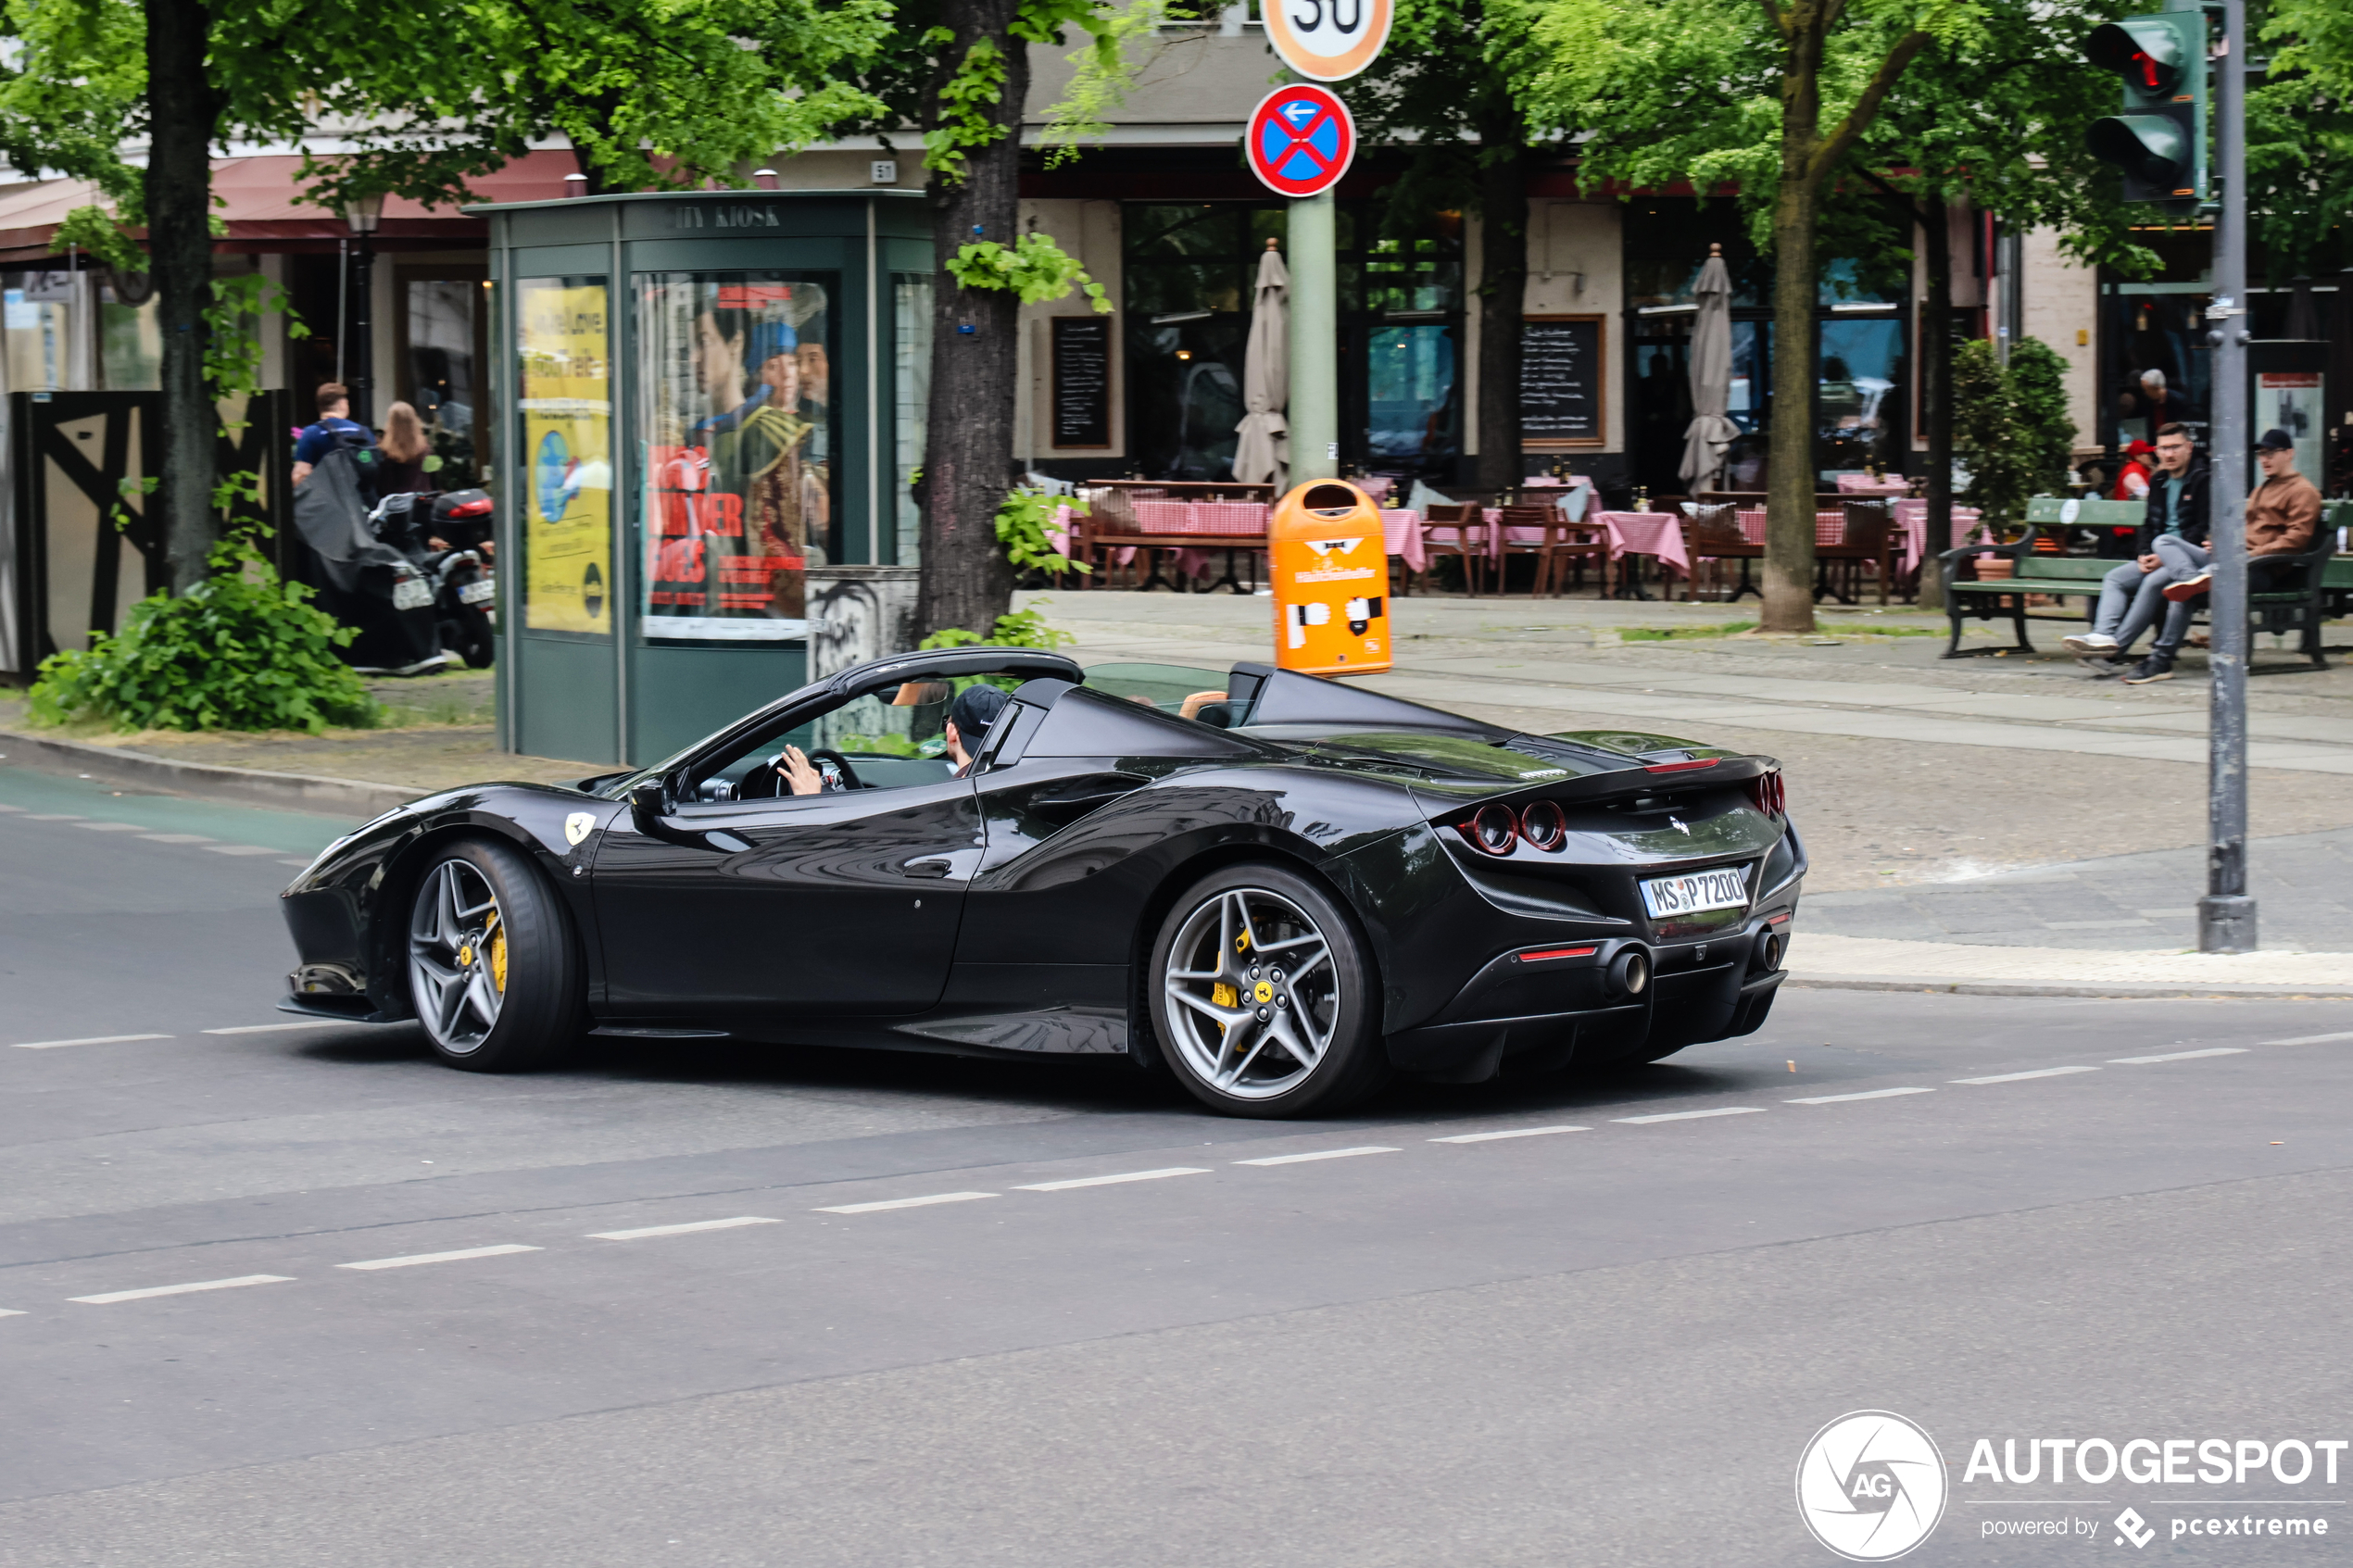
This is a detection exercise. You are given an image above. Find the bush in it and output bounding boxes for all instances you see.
[29,541,379,734]
[1954,336,2077,537]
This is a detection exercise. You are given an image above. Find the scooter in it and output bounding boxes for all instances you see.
[370,489,498,671]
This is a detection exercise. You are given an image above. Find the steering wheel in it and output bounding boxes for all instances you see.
[807,748,863,791]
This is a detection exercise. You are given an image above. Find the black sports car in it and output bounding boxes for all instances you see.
[279,648,1804,1117]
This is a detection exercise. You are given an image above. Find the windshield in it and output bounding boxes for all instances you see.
[1080,661,1245,725]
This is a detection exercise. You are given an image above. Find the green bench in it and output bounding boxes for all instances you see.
[1940,495,2351,670]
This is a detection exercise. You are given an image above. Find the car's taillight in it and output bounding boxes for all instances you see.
[1744,771,1785,818]
[1518,798,1567,850]
[1466,803,1518,854]
[1457,799,1570,855]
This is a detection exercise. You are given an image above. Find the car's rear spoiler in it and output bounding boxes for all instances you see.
[1227,663,1507,737]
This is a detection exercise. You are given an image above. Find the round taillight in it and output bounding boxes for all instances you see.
[1518,798,1567,850]
[1468,804,1518,855]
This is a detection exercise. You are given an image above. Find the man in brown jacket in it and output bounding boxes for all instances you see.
[2119,428,2323,684]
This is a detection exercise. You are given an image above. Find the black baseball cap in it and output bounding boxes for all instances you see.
[948,684,1008,737]
[2256,428,2295,452]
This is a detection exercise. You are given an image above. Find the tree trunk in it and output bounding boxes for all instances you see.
[1762,158,1820,633]
[147,0,218,593]
[917,3,1027,641]
[1917,194,1955,612]
[1473,129,1526,494]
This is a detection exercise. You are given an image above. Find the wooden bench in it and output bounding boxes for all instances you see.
[1940,495,2351,669]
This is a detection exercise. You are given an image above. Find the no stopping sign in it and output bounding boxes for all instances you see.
[1246,84,1356,199]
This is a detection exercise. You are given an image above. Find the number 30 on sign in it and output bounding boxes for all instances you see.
[1263,0,1392,82]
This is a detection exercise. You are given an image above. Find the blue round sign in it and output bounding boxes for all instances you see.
[1247,84,1356,199]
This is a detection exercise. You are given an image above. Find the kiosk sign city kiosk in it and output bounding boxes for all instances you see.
[473,189,932,765]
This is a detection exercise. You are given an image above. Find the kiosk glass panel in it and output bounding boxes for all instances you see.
[517,276,614,637]
[636,270,837,641]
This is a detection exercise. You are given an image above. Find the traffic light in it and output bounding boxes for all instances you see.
[2082,10,2208,205]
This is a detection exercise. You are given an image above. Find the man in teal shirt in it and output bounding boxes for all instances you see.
[2064,423,2208,671]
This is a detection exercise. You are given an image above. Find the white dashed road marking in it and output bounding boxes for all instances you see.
[1234,1147,1401,1166]
[201,1022,344,1035]
[137,834,216,845]
[1613,1107,1766,1124]
[589,1217,781,1240]
[1014,1167,1212,1191]
[2264,1031,2353,1047]
[0,1307,25,1318]
[72,822,147,833]
[24,814,85,822]
[338,1245,541,1271]
[1951,1066,2100,1085]
[2109,1047,2249,1065]
[12,1034,171,1050]
[204,845,285,857]
[1429,1125,1592,1143]
[816,1192,998,1214]
[71,1275,295,1305]
[1788,1086,1937,1105]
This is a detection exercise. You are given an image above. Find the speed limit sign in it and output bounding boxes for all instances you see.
[1262,0,1392,82]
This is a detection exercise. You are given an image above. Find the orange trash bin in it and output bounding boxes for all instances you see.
[1267,479,1392,675]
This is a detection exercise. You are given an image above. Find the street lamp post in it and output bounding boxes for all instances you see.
[342,192,385,425]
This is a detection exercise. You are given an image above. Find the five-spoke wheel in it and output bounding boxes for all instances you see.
[1149,864,1388,1117]
[405,837,582,1071]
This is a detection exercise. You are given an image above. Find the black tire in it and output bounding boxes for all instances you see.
[405,836,582,1071]
[1147,862,1390,1118]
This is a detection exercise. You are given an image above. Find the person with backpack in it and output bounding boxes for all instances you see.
[291,383,375,487]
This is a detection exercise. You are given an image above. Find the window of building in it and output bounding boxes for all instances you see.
[1121,201,1464,481]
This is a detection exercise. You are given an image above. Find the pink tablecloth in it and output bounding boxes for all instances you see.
[1381,509,1427,572]
[1592,511,1691,575]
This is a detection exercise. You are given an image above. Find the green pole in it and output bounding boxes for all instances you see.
[1288,188,1338,482]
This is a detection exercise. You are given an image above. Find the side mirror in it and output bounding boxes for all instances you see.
[629,779,669,823]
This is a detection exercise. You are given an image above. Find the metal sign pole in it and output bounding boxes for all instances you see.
[1289,187,1338,483]
[2199,0,2253,952]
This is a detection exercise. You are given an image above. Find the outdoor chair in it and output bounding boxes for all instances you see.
[1422,502,1488,596]
[1815,501,1897,605]
[1493,504,1607,597]
[1681,503,1761,602]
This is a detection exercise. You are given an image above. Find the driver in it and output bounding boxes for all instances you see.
[944,684,1008,776]
[767,683,1008,796]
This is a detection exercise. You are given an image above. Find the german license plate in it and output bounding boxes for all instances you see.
[459,577,496,605]
[1639,865,1749,918]
[391,576,433,611]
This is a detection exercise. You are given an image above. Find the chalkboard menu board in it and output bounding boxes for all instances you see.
[1521,314,1605,447]
[1051,316,1113,448]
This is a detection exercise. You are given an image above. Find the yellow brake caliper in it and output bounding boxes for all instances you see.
[484,909,508,992]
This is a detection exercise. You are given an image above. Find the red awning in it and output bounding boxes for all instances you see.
[0,151,584,264]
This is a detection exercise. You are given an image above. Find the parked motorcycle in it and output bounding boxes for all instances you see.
[373,489,499,671]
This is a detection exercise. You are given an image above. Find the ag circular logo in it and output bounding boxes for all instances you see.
[1794,1411,1947,1562]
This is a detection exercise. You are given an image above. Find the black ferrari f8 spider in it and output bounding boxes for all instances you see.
[279,649,1803,1117]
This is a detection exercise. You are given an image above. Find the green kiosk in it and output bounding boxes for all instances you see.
[476,189,933,764]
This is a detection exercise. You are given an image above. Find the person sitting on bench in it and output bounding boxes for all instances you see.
[2063,424,2206,671]
[2113,428,2323,685]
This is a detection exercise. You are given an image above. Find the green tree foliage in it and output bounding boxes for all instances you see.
[29,538,378,734]
[1516,0,1969,633]
[2253,0,2353,281]
[1952,337,2075,537]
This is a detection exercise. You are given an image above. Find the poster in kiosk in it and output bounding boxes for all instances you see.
[1269,480,1391,674]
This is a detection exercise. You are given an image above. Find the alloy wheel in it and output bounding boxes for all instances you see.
[1161,886,1342,1100]
[409,859,508,1055]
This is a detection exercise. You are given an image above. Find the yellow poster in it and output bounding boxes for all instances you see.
[519,279,613,634]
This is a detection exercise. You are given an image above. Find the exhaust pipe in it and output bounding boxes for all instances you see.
[1752,928,1785,972]
[1606,946,1652,998]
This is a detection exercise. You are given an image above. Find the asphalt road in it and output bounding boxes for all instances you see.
[4,760,2349,1566]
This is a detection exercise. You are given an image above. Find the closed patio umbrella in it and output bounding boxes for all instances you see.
[1679,243,1741,494]
[1232,238,1290,486]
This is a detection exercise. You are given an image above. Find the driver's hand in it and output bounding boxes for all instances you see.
[777,746,824,797]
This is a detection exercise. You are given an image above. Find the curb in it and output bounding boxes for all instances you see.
[1787,973,2353,1001]
[0,728,420,821]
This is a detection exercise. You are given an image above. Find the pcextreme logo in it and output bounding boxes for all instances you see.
[1796,1411,1950,1562]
